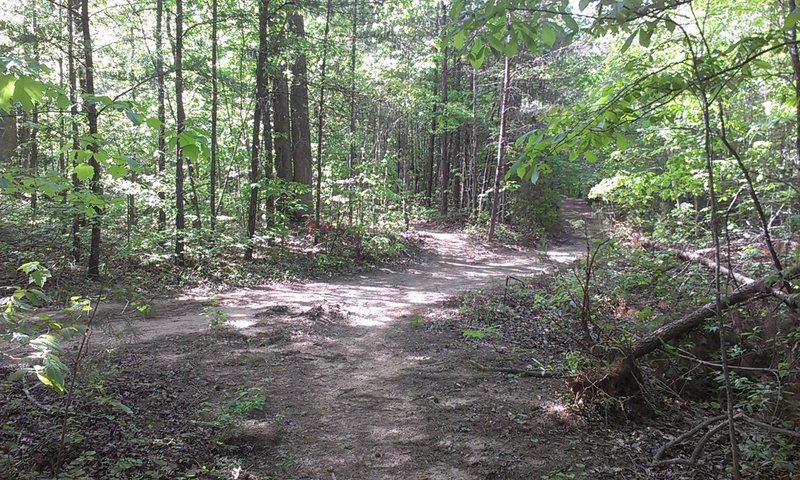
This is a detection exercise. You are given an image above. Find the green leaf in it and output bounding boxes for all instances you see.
[564,15,579,32]
[9,368,32,381]
[541,24,556,47]
[453,29,466,50]
[0,74,15,112]
[584,150,597,162]
[108,165,127,179]
[75,163,95,181]
[125,108,141,125]
[638,28,652,48]
[56,93,70,109]
[621,31,637,53]
[784,11,800,31]
[469,40,485,70]
[145,117,162,129]
[578,0,591,11]
[183,144,200,161]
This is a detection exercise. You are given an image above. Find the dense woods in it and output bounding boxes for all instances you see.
[2,0,800,478]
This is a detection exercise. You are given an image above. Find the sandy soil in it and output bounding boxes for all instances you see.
[76,199,656,479]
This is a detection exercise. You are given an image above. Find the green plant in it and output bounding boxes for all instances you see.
[462,325,497,340]
[408,313,423,328]
[204,306,227,329]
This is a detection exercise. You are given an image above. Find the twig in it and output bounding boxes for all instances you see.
[55,288,104,474]
[469,359,563,378]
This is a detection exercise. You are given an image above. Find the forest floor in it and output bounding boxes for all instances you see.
[3,199,724,479]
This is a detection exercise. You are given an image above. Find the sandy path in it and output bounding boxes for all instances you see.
[97,198,598,479]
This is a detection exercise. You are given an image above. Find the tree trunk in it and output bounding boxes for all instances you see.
[156,0,167,232]
[438,1,449,215]
[175,0,186,263]
[288,13,313,213]
[67,0,81,262]
[80,0,102,279]
[273,69,292,181]
[426,69,438,207]
[209,0,219,231]
[314,0,333,234]
[245,0,268,260]
[488,54,510,241]
[347,0,358,223]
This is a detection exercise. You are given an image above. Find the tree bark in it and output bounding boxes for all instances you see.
[347,0,358,223]
[245,0,268,260]
[314,0,333,234]
[288,13,313,213]
[488,53,510,241]
[175,0,186,263]
[67,0,81,262]
[156,0,167,232]
[273,68,292,181]
[438,1,449,215]
[209,0,219,231]
[80,0,102,279]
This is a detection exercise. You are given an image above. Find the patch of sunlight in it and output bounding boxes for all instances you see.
[229,319,257,329]
[543,400,571,420]
[351,316,388,327]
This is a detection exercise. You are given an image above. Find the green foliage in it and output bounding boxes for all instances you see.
[462,324,497,340]
[2,262,80,395]
[204,306,227,329]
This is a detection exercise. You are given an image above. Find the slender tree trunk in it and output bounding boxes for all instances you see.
[288,13,313,213]
[156,0,167,231]
[470,68,479,217]
[67,0,81,262]
[245,0,268,260]
[209,0,219,231]
[314,0,333,234]
[28,9,39,215]
[347,0,358,223]
[175,0,186,263]
[426,69,438,206]
[262,89,274,219]
[80,0,102,278]
[488,54,510,241]
[438,1,449,215]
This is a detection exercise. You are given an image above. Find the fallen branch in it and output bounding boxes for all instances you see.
[640,238,795,307]
[577,263,800,394]
[653,413,800,467]
[469,359,563,378]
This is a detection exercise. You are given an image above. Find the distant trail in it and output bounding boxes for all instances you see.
[111,198,595,340]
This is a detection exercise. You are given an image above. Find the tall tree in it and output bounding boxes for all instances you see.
[438,1,449,215]
[209,0,219,231]
[314,0,333,231]
[174,0,186,263]
[347,0,358,222]
[156,0,167,231]
[273,34,292,183]
[488,53,509,241]
[80,0,102,278]
[245,0,268,260]
[288,13,313,211]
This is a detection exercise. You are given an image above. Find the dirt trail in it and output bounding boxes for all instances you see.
[99,198,607,479]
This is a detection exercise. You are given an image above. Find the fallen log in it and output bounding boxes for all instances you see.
[639,238,795,307]
[577,263,800,395]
